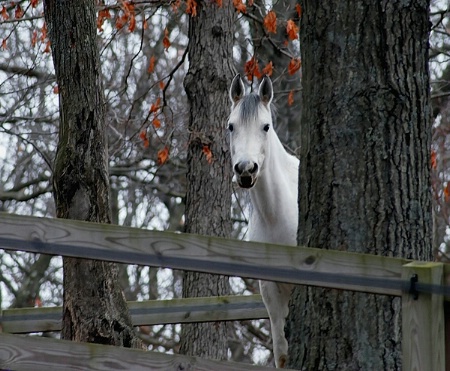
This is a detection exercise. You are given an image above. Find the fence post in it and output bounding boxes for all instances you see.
[402,261,445,371]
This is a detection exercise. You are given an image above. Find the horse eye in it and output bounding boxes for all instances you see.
[263,124,270,132]
[228,124,234,132]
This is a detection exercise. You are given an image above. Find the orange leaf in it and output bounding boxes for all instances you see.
[1,38,6,50]
[30,0,39,8]
[143,18,148,30]
[43,40,51,53]
[296,4,302,17]
[286,19,299,40]
[431,150,437,170]
[152,117,161,129]
[287,90,294,106]
[163,28,171,50]
[40,23,47,42]
[15,4,24,19]
[445,182,450,203]
[202,145,213,164]
[186,0,197,16]
[158,146,170,165]
[1,6,9,20]
[150,97,161,113]
[263,11,277,34]
[215,0,223,7]
[97,9,111,32]
[116,14,128,30]
[128,14,136,32]
[139,130,149,148]
[262,61,273,77]
[244,56,262,81]
[147,55,156,74]
[53,85,59,94]
[288,58,301,75]
[233,0,246,13]
[159,80,165,90]
[31,30,38,47]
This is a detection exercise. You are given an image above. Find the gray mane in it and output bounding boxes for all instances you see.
[237,93,276,124]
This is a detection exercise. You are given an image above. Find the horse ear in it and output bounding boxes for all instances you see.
[258,75,273,106]
[230,74,245,104]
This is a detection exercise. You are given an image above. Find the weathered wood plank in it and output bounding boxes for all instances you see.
[402,262,445,371]
[0,332,284,370]
[0,213,409,296]
[1,295,268,334]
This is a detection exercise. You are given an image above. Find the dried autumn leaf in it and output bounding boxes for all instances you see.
[40,23,47,42]
[159,80,165,90]
[244,56,262,81]
[53,85,59,94]
[1,6,9,20]
[163,28,171,50]
[30,0,39,8]
[97,9,111,32]
[186,0,197,16]
[147,55,156,74]
[288,90,294,106]
[286,19,299,40]
[31,30,38,47]
[1,38,6,50]
[43,40,51,53]
[158,146,170,165]
[288,58,301,75]
[143,18,148,30]
[150,97,161,113]
[262,61,273,76]
[431,150,437,170]
[296,4,302,17]
[202,145,213,164]
[139,131,150,148]
[128,14,136,32]
[263,11,277,34]
[233,0,246,13]
[15,4,24,19]
[444,182,450,203]
[115,14,128,30]
[152,117,161,129]
[215,0,223,7]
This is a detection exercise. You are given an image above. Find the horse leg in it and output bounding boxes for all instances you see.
[260,280,293,368]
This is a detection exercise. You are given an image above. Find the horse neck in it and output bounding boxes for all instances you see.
[249,130,298,227]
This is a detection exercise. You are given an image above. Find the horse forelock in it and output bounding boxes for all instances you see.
[234,93,271,125]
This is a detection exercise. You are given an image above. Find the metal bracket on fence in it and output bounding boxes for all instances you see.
[409,274,419,300]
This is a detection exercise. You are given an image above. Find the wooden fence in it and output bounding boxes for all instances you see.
[0,212,449,370]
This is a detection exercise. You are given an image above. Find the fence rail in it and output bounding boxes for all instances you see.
[1,295,267,333]
[0,212,449,370]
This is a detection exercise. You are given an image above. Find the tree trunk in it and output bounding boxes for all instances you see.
[179,1,235,360]
[44,0,141,348]
[287,1,432,370]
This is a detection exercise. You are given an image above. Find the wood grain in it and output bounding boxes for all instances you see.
[0,212,412,296]
[402,262,445,371]
[1,295,268,334]
[0,332,284,371]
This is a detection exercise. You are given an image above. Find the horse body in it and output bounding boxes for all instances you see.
[228,75,299,368]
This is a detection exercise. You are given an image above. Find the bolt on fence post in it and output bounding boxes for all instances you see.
[401,261,445,371]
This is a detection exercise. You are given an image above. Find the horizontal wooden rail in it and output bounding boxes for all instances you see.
[0,212,413,296]
[0,332,284,371]
[1,295,267,334]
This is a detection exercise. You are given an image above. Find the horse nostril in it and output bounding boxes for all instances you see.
[249,163,258,174]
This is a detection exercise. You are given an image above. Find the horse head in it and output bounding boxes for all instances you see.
[228,74,274,189]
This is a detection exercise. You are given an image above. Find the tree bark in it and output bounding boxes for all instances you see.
[287,1,432,369]
[179,1,235,360]
[44,0,141,348]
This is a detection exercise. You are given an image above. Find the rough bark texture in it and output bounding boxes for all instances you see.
[287,1,432,370]
[44,0,141,348]
[179,1,235,360]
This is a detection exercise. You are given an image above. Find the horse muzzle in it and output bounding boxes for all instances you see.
[234,161,258,189]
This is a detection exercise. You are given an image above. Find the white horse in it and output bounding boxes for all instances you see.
[228,74,299,368]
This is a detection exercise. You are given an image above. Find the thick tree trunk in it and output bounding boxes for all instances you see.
[44,0,141,348]
[179,1,235,360]
[287,1,432,370]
